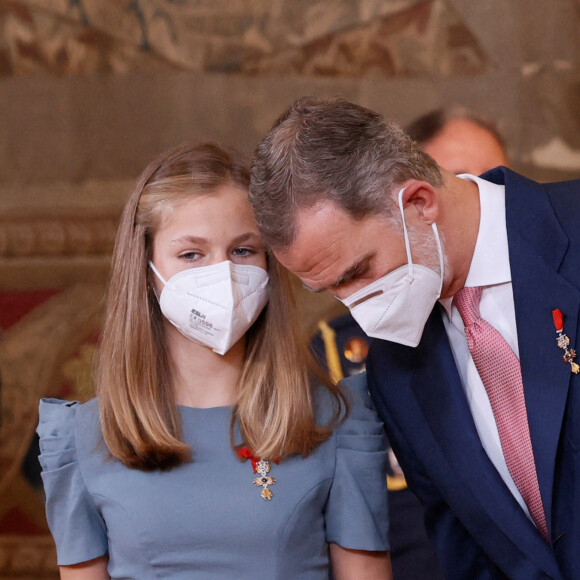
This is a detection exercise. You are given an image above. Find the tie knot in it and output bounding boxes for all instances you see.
[454,286,483,328]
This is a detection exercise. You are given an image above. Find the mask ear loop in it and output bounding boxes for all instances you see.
[431,223,444,297]
[397,187,414,277]
[148,261,168,286]
[398,187,445,297]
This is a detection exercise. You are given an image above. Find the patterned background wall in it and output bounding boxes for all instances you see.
[0,0,487,77]
[0,1,579,577]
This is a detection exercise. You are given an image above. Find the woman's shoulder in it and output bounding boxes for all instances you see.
[38,396,99,424]
[336,372,385,442]
[37,398,109,566]
[324,371,390,551]
[39,395,98,413]
[338,371,376,419]
[339,371,368,405]
[37,397,101,455]
[313,371,382,434]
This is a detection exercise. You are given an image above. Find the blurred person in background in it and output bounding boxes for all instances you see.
[406,107,509,176]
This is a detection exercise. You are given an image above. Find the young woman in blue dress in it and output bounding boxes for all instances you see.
[38,142,391,580]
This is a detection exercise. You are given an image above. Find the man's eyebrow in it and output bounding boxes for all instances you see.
[331,257,368,288]
[303,253,374,293]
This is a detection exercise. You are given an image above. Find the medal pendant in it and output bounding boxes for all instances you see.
[254,459,276,501]
[552,310,579,375]
[557,334,570,349]
[237,447,280,501]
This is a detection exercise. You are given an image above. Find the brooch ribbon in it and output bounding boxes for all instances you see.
[237,447,280,501]
[552,309,580,374]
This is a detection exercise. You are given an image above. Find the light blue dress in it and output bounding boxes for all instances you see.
[37,373,389,579]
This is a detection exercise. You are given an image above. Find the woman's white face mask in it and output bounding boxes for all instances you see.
[339,188,444,348]
[150,260,270,355]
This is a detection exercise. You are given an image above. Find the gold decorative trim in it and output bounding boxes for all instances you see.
[0,283,106,496]
[0,215,119,257]
[317,320,344,384]
[387,474,408,492]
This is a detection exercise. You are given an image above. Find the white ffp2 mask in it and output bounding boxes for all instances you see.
[150,260,270,355]
[340,188,444,348]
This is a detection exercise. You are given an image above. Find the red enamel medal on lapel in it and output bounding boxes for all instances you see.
[552,309,580,374]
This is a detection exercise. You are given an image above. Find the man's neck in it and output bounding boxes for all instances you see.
[438,172,481,299]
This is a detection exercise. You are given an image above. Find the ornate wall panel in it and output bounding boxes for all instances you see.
[0,211,112,577]
[2,0,486,77]
[0,215,116,257]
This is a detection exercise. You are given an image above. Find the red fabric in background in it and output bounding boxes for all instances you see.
[0,289,63,330]
[0,509,46,536]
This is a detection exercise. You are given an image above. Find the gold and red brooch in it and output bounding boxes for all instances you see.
[237,447,280,501]
[552,309,580,374]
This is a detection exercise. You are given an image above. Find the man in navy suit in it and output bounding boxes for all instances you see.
[309,105,511,580]
[250,97,579,579]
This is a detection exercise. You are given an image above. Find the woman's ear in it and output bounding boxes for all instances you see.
[398,180,439,225]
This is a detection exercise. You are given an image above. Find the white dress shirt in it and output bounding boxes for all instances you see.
[439,174,533,523]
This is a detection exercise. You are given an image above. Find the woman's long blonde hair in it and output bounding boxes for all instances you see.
[96,142,346,470]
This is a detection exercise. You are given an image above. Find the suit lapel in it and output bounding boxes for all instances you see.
[406,311,557,570]
[503,170,580,536]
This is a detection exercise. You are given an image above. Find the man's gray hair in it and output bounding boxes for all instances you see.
[249,97,442,250]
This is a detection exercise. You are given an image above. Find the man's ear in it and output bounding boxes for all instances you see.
[398,180,439,225]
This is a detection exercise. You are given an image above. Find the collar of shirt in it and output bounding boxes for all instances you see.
[440,173,510,317]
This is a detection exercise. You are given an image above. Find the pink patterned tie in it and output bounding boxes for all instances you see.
[454,286,549,541]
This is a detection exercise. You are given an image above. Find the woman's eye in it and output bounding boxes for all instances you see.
[232,247,252,257]
[180,251,201,261]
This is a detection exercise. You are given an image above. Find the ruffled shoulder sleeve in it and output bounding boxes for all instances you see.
[325,372,390,551]
[37,398,108,566]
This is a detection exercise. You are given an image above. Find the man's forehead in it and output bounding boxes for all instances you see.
[277,202,353,266]
[280,201,348,256]
[275,201,388,292]
[297,199,349,223]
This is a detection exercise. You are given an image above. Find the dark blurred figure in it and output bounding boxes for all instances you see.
[311,106,510,580]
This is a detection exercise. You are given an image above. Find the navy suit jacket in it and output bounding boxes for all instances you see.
[366,168,580,579]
